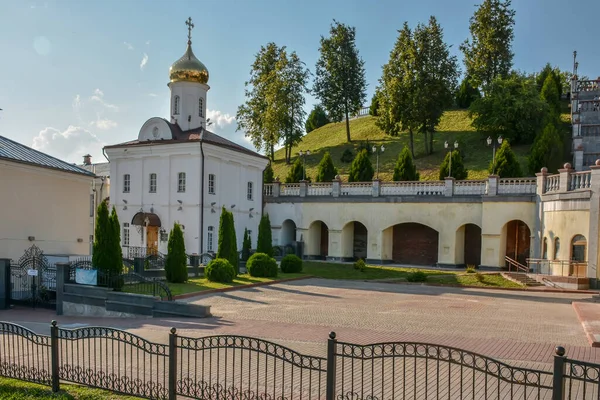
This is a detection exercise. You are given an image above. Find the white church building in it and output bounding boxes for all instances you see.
[104,19,269,256]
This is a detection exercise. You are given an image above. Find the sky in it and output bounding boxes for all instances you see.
[0,0,599,165]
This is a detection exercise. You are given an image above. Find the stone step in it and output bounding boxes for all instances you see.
[153,301,211,318]
[64,284,111,297]
[502,273,544,286]
[105,300,153,316]
[106,291,157,307]
[152,310,205,319]
[63,293,106,308]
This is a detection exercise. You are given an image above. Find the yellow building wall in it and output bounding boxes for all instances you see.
[542,210,590,262]
[0,161,92,260]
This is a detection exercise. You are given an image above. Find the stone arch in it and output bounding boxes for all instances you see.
[341,221,368,261]
[279,219,297,247]
[501,220,531,266]
[390,222,439,266]
[306,220,329,259]
[455,223,482,266]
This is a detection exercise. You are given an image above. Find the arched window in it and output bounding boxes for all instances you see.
[542,237,548,259]
[173,96,180,115]
[199,98,204,117]
[152,127,159,139]
[553,237,560,260]
[571,235,587,262]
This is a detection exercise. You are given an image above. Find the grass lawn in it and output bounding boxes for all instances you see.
[123,273,307,296]
[302,261,522,288]
[271,107,570,182]
[0,377,138,399]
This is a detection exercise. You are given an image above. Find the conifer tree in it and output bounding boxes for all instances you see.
[257,213,273,257]
[305,105,330,133]
[263,163,274,184]
[528,122,563,175]
[93,201,117,276]
[165,223,187,283]
[456,76,481,109]
[490,139,522,178]
[316,152,338,182]
[228,211,238,273]
[285,157,309,183]
[540,73,561,116]
[439,150,468,180]
[241,228,252,261]
[393,147,420,181]
[217,207,239,275]
[348,149,374,182]
[369,93,379,116]
[109,206,123,267]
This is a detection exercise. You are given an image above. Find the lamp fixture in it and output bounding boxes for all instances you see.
[123,205,128,210]
[231,204,236,209]
[177,200,183,204]
[249,207,254,212]
[123,199,128,204]
[299,150,310,156]
[211,202,216,206]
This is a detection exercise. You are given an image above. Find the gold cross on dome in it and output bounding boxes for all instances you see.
[185,17,194,43]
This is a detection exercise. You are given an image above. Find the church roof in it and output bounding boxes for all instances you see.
[0,135,95,177]
[104,119,268,160]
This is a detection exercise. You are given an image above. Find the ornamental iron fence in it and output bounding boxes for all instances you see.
[0,321,597,400]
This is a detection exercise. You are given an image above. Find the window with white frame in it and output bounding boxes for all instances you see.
[123,223,130,246]
[247,182,253,200]
[208,174,216,194]
[173,95,180,115]
[207,226,214,252]
[149,173,157,193]
[178,172,186,192]
[123,174,130,193]
[199,98,204,117]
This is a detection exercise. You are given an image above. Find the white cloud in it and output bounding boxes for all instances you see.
[89,114,117,130]
[89,89,119,111]
[148,93,158,97]
[207,109,235,129]
[72,94,81,112]
[123,41,134,50]
[146,40,151,46]
[140,53,148,70]
[32,126,105,164]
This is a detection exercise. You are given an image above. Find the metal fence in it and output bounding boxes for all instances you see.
[0,322,597,399]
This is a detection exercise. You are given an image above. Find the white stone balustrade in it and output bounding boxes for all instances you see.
[569,171,592,191]
[498,178,537,195]
[280,183,300,196]
[545,175,560,193]
[340,182,372,196]
[454,180,487,195]
[380,181,445,196]
[307,183,333,196]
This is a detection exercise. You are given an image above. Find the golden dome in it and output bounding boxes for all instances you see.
[169,43,209,84]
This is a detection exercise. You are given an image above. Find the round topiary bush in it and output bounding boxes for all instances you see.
[205,258,236,283]
[247,253,278,278]
[281,254,303,273]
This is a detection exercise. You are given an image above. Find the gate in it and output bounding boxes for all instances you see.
[9,245,56,309]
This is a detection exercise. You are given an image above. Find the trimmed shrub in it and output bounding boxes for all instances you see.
[205,258,236,283]
[491,139,522,178]
[406,271,427,282]
[286,158,310,183]
[166,223,188,283]
[353,258,367,272]
[247,253,278,278]
[281,254,303,273]
[93,201,122,288]
[257,213,273,257]
[393,146,420,181]
[217,207,238,275]
[340,148,354,163]
[348,149,374,182]
[241,228,251,261]
[316,152,338,182]
[439,150,468,180]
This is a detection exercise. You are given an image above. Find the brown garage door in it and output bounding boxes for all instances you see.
[393,223,439,266]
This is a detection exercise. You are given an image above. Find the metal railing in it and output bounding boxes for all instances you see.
[526,259,588,278]
[116,272,173,300]
[505,256,529,273]
[1,322,596,399]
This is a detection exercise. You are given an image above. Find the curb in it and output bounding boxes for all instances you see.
[376,280,599,294]
[173,276,313,300]
[572,302,600,347]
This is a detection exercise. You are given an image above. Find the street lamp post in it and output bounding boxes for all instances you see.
[487,136,503,174]
[298,150,310,181]
[444,140,459,178]
[372,144,385,179]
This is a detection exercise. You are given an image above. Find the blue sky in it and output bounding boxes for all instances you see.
[0,0,598,164]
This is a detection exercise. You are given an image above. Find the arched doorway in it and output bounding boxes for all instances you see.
[392,223,439,266]
[341,221,368,260]
[503,220,531,266]
[280,219,297,246]
[307,221,329,259]
[456,224,482,266]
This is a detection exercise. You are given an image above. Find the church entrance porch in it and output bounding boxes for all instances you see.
[147,226,159,255]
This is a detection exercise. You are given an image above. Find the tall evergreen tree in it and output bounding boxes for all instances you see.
[348,149,374,182]
[285,157,309,183]
[528,122,563,175]
[109,206,123,265]
[439,150,468,180]
[460,0,516,91]
[217,207,239,275]
[313,20,367,143]
[263,163,274,184]
[536,63,563,96]
[241,228,252,261]
[93,201,120,277]
[228,211,238,273]
[491,140,522,178]
[540,73,561,116]
[393,147,420,181]
[165,223,187,283]
[257,213,273,257]
[305,104,330,133]
[315,152,338,182]
[369,93,379,116]
[456,76,481,108]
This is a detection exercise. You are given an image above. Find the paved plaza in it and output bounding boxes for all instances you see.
[2,278,600,367]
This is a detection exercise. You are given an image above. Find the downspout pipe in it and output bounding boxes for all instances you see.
[200,135,205,255]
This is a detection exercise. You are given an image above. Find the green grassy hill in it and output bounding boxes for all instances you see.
[271,110,532,182]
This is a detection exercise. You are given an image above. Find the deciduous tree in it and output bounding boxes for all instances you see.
[460,0,516,91]
[313,20,367,143]
[393,147,420,181]
[316,152,338,182]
